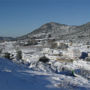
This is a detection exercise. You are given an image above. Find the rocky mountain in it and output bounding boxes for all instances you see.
[1,22,90,43]
[17,22,90,43]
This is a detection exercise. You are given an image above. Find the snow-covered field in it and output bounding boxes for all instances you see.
[0,58,90,90]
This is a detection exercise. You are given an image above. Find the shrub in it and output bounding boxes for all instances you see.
[86,57,90,61]
[50,42,58,49]
[4,52,11,59]
[24,39,38,46]
[39,56,50,63]
[48,34,51,38]
[16,50,22,60]
[0,49,2,54]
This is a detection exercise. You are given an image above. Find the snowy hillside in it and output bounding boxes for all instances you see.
[17,22,90,43]
[0,58,90,90]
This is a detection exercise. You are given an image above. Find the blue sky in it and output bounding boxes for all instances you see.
[0,0,90,37]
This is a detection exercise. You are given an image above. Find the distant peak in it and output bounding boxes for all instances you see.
[44,22,59,25]
[43,22,67,26]
[47,22,59,24]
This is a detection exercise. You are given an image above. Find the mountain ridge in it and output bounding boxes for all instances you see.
[17,22,90,43]
[0,22,90,43]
